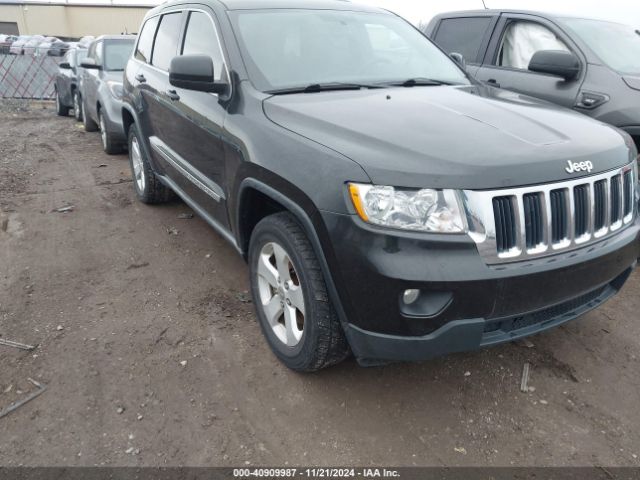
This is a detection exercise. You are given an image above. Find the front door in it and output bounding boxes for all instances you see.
[475,14,585,108]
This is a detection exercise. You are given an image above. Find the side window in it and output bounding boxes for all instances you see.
[94,41,103,66]
[433,17,493,63]
[497,21,570,70]
[87,43,95,60]
[64,50,73,67]
[152,12,183,71]
[136,16,159,63]
[182,11,225,81]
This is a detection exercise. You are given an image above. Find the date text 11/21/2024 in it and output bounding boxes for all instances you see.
[233,468,400,478]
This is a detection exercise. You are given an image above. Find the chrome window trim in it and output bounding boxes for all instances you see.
[464,161,637,265]
[150,136,225,202]
[132,7,231,98]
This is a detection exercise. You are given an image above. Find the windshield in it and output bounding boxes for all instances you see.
[561,18,640,75]
[104,40,135,71]
[229,9,470,92]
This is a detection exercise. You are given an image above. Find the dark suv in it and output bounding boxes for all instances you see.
[123,0,640,371]
[424,10,640,148]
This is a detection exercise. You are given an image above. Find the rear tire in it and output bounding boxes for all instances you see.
[99,111,123,155]
[82,99,98,132]
[55,89,69,116]
[249,212,350,372]
[128,123,173,204]
[73,91,83,122]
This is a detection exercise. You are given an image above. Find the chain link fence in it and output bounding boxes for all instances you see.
[0,54,61,100]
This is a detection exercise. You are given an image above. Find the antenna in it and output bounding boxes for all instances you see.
[481,0,488,9]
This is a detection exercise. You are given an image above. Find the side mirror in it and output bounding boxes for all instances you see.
[528,50,580,81]
[80,58,101,70]
[59,61,71,70]
[450,52,466,70]
[169,54,228,95]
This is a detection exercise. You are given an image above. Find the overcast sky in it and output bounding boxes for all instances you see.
[26,0,640,27]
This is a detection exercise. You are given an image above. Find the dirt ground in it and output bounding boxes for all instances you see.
[1,100,639,467]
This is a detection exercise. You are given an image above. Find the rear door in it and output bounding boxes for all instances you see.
[475,13,585,107]
[128,14,160,146]
[429,14,498,77]
[153,7,231,227]
[132,11,185,174]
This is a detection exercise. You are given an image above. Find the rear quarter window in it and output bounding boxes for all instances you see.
[152,12,183,71]
[136,16,159,63]
[433,17,493,63]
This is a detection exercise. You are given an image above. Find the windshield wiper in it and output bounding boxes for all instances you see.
[267,82,384,95]
[388,78,457,87]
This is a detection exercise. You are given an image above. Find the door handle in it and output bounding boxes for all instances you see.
[166,89,180,101]
[135,74,146,83]
[486,78,501,88]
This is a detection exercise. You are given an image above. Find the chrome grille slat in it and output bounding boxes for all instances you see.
[623,170,633,218]
[464,161,637,265]
[549,189,567,245]
[573,185,589,240]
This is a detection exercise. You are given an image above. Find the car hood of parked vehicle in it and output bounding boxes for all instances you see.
[263,85,631,190]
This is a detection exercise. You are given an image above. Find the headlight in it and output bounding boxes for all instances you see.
[107,81,123,99]
[348,183,466,233]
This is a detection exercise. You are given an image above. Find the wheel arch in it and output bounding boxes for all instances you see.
[122,106,135,138]
[236,178,352,332]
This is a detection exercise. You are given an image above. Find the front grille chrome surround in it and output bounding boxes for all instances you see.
[464,161,637,265]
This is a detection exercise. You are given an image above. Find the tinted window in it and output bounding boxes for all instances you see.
[231,10,469,92]
[104,40,135,71]
[182,11,225,81]
[152,12,182,71]
[433,17,493,63]
[136,16,159,63]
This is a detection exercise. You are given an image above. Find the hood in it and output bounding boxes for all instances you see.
[263,85,630,189]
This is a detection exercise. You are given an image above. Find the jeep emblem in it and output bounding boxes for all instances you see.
[565,160,593,174]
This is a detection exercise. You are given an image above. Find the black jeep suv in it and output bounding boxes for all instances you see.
[123,0,639,371]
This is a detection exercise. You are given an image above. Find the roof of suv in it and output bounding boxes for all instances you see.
[433,9,604,21]
[152,0,385,14]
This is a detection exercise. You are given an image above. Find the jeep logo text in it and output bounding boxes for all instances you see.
[565,160,593,174]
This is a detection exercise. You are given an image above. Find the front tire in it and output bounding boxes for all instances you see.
[127,123,173,204]
[249,212,349,372]
[99,111,122,155]
[55,89,69,116]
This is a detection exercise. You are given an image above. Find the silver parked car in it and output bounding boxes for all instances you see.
[21,35,45,55]
[80,35,136,154]
[9,36,30,55]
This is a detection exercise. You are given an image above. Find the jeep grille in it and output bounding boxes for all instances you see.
[464,162,637,264]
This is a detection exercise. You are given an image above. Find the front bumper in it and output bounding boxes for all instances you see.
[321,212,640,365]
